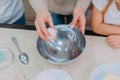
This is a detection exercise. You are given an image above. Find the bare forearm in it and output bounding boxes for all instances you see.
[29,0,48,14]
[76,0,91,11]
[92,23,120,35]
[91,6,120,35]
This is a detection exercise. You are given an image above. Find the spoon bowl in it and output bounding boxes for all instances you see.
[19,52,29,64]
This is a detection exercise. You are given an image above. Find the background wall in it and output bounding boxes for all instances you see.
[23,0,35,25]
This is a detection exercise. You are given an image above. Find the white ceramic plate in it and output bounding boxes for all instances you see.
[35,69,72,80]
[89,63,120,80]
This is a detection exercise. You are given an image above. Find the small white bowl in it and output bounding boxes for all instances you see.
[35,69,72,80]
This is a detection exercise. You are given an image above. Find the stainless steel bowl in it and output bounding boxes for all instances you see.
[37,25,86,65]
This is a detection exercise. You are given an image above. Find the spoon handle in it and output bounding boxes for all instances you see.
[12,37,22,53]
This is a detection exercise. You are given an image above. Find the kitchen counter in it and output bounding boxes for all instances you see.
[0,24,120,80]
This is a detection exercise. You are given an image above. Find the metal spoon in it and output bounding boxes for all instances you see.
[12,37,29,64]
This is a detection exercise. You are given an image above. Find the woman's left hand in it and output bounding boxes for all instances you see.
[69,6,86,34]
[106,35,120,48]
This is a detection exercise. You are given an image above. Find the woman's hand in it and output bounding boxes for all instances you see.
[69,6,86,34]
[106,35,120,48]
[35,9,54,41]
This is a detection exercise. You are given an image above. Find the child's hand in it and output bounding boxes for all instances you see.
[106,35,120,48]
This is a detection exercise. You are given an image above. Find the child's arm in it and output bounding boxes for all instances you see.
[91,6,120,36]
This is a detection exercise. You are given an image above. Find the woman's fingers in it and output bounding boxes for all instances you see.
[34,9,55,42]
[78,8,86,34]
[47,15,54,29]
[78,16,86,34]
[69,15,78,27]
[69,6,86,34]
[35,22,48,41]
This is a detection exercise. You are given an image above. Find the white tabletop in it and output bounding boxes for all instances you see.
[0,28,120,80]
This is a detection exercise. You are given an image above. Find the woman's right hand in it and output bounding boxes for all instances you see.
[35,9,54,41]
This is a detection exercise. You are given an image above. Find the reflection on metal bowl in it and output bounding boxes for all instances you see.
[37,25,86,65]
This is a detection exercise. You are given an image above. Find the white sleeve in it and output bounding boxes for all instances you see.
[92,0,108,11]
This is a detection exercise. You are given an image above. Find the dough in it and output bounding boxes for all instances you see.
[103,73,120,80]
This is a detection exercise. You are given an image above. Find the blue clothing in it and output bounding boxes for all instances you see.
[50,11,72,25]
[50,11,88,25]
[13,14,26,25]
